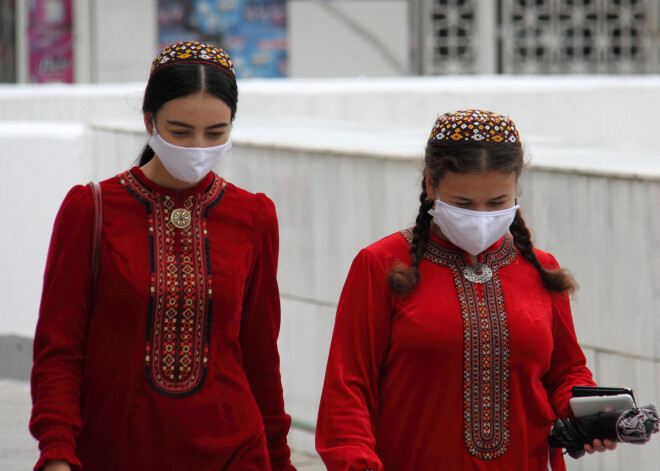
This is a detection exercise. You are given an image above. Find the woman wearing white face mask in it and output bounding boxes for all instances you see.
[30,42,295,471]
[316,110,617,470]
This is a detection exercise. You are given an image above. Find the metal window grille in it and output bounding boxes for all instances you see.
[417,0,497,74]
[501,0,657,74]
[417,0,660,74]
[427,0,478,74]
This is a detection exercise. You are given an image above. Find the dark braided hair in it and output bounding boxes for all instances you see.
[509,210,577,294]
[388,178,433,294]
[388,144,577,296]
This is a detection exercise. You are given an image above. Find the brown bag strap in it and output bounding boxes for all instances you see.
[88,181,102,302]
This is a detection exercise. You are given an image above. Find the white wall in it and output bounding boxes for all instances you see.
[237,75,660,151]
[1,77,659,467]
[0,122,92,337]
[5,75,660,150]
[0,83,145,121]
[287,0,410,77]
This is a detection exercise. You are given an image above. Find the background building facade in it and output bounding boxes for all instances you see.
[414,0,660,75]
[2,0,660,83]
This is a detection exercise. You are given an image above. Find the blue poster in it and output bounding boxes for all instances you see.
[158,0,286,78]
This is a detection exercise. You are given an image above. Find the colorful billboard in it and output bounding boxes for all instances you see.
[28,0,73,83]
[158,0,286,78]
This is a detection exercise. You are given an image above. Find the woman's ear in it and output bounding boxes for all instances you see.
[424,172,435,199]
[144,113,154,135]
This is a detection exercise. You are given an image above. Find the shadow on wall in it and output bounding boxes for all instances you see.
[0,336,33,381]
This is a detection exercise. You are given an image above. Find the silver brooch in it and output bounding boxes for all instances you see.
[463,263,493,283]
[170,208,191,229]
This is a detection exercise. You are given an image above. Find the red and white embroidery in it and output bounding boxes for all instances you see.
[120,171,226,396]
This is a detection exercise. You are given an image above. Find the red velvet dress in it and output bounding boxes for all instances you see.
[316,229,595,471]
[30,168,295,471]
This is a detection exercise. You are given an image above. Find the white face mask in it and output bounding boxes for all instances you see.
[428,199,519,256]
[148,125,232,184]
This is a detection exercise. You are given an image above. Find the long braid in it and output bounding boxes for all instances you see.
[409,183,433,277]
[388,178,432,295]
[509,210,577,294]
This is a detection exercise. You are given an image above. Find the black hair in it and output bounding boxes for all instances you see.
[138,63,238,166]
[387,143,577,296]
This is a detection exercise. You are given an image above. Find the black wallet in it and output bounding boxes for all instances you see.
[571,385,635,401]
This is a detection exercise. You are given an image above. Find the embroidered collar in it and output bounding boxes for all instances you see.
[129,166,218,199]
[401,228,517,271]
[427,229,507,261]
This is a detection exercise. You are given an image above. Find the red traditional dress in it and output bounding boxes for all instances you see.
[316,229,595,470]
[30,168,295,471]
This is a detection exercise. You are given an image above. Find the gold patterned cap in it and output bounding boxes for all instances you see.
[428,109,521,147]
[150,41,235,78]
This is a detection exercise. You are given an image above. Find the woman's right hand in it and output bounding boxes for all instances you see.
[44,460,72,471]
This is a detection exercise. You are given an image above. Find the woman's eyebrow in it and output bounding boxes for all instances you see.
[165,120,229,129]
[166,120,193,128]
[206,123,229,129]
[450,196,473,201]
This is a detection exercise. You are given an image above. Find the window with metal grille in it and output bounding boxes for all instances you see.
[418,0,660,74]
[429,0,479,74]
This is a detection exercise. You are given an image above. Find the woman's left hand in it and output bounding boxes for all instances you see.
[583,404,621,453]
[584,438,617,454]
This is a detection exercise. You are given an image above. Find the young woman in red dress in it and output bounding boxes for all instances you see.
[30,42,295,471]
[315,110,616,470]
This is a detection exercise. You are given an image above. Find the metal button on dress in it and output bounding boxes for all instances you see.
[463,263,493,283]
[171,208,191,229]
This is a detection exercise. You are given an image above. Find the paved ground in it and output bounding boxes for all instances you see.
[0,379,325,470]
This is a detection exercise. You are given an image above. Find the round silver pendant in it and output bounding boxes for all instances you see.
[463,263,493,283]
[170,208,191,229]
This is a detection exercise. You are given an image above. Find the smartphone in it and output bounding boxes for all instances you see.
[569,386,636,416]
[571,386,635,399]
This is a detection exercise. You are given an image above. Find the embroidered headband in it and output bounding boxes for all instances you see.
[150,41,235,78]
[428,109,521,147]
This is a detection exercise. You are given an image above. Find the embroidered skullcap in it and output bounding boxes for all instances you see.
[428,109,521,147]
[150,41,235,78]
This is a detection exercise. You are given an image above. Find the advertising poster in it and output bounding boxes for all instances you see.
[0,0,16,83]
[158,0,287,78]
[28,0,73,83]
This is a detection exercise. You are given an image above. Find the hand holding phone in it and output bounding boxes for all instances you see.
[569,386,636,417]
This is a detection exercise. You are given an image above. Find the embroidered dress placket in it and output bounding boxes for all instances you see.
[119,170,227,396]
[402,229,517,459]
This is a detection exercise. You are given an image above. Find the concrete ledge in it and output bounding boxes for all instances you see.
[0,335,33,381]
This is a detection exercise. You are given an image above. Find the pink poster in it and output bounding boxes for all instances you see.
[28,0,73,83]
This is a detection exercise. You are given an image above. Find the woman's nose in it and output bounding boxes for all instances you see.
[192,134,206,148]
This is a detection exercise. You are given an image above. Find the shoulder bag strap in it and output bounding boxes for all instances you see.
[88,181,102,302]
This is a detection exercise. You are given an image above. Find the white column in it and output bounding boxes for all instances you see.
[91,0,156,83]
[647,0,660,73]
[475,0,497,74]
[419,0,433,75]
[407,0,424,75]
[15,0,28,83]
[73,0,92,83]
